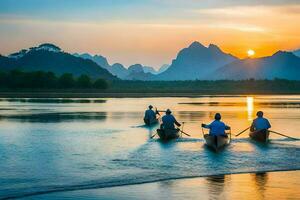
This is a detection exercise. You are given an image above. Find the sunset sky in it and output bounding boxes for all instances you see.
[0,0,300,68]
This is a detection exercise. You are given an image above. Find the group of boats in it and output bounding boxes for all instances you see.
[146,120,270,151]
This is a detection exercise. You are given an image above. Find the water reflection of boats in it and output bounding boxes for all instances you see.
[249,129,269,143]
[252,172,268,199]
[206,175,226,199]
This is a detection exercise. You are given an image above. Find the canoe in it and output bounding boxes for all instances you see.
[204,134,230,151]
[144,118,159,126]
[157,128,180,140]
[249,129,269,143]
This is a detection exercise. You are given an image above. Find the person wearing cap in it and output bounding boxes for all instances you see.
[202,113,230,136]
[144,105,158,125]
[161,109,181,129]
[250,111,271,132]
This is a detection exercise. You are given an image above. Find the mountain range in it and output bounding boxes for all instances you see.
[0,44,117,80]
[215,51,300,80]
[1,42,300,81]
[293,49,300,57]
[155,42,237,80]
[74,53,168,80]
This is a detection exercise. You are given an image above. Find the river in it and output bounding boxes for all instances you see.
[0,95,299,199]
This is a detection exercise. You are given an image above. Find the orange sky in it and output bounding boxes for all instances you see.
[0,2,300,68]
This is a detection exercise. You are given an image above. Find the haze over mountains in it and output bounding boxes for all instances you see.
[215,51,300,80]
[293,49,300,57]
[74,53,167,79]
[1,42,300,81]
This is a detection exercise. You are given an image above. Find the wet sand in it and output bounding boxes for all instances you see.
[25,170,300,200]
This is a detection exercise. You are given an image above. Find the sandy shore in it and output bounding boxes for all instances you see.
[23,170,300,200]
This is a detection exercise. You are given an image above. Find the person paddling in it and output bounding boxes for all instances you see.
[161,109,181,130]
[202,113,230,136]
[144,105,159,125]
[250,111,271,132]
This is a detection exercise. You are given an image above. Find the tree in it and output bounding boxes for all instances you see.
[77,75,92,88]
[93,78,108,89]
[58,73,75,88]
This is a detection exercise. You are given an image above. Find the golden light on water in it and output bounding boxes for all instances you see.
[247,96,254,121]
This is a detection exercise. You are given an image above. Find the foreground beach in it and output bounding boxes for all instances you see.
[26,170,300,200]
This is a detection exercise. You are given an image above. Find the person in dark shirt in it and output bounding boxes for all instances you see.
[161,109,181,129]
[202,113,230,136]
[250,111,271,132]
[144,105,158,125]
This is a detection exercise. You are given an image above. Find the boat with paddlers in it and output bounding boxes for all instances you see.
[249,129,269,143]
[203,133,230,151]
[201,113,231,151]
[157,128,180,140]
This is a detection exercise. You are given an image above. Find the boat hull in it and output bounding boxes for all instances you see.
[204,134,229,151]
[144,118,159,126]
[249,129,269,143]
[157,129,180,140]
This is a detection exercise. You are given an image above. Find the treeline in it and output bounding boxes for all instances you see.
[109,79,300,94]
[0,70,108,89]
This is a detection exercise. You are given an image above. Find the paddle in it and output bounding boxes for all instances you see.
[235,127,250,137]
[179,122,191,137]
[180,130,191,137]
[150,133,157,139]
[269,130,299,140]
[155,107,161,116]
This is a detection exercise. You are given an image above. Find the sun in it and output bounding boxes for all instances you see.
[247,49,255,57]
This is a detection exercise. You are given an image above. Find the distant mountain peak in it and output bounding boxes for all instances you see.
[36,43,61,52]
[272,50,295,58]
[188,41,206,49]
[9,43,61,59]
[208,44,221,51]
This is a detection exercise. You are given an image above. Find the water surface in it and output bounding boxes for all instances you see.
[0,95,299,199]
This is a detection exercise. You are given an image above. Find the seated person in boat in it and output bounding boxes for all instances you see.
[201,113,230,136]
[250,111,271,132]
[161,109,181,130]
[144,105,158,124]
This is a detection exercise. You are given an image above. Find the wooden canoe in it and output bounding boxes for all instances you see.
[249,129,269,143]
[204,134,230,151]
[144,118,159,126]
[157,128,180,140]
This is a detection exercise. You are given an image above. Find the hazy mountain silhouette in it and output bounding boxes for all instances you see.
[74,53,158,79]
[143,66,157,74]
[214,51,300,80]
[155,41,237,80]
[293,49,300,57]
[0,44,117,80]
[110,63,129,79]
[157,64,170,74]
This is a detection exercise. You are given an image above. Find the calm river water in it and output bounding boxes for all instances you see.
[0,95,299,199]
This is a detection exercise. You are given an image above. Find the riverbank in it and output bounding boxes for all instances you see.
[0,91,300,98]
[22,170,300,200]
[1,79,300,97]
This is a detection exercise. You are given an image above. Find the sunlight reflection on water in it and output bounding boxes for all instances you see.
[0,95,299,199]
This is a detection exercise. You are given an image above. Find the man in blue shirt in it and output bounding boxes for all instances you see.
[202,113,230,136]
[144,105,158,125]
[250,111,271,131]
[161,109,181,129]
